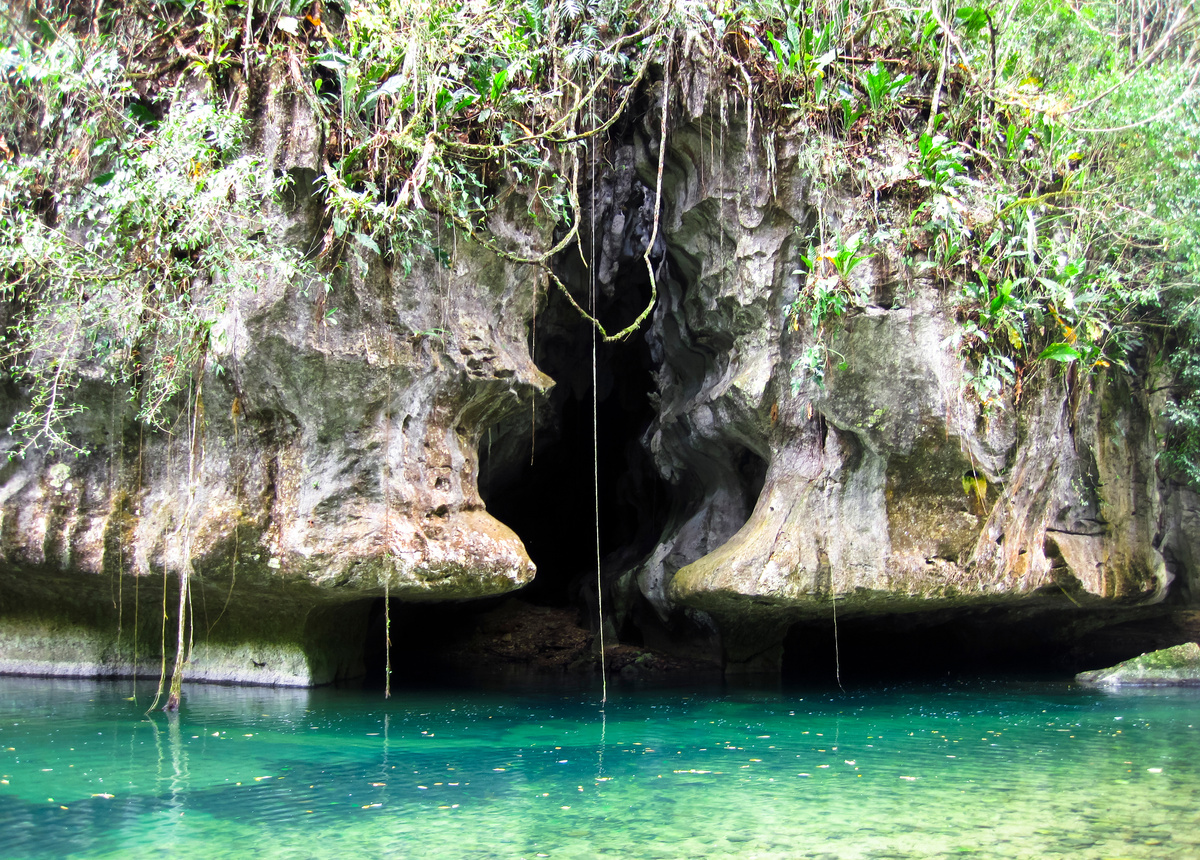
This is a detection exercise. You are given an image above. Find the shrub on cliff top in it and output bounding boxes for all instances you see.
[0,0,1198,484]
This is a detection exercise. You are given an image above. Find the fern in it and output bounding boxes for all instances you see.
[565,39,596,67]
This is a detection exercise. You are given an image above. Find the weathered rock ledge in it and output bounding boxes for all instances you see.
[627,74,1197,672]
[1077,642,1200,687]
[0,66,547,686]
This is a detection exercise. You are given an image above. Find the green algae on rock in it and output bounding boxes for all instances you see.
[1076,642,1200,687]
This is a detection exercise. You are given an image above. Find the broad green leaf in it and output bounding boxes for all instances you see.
[353,232,381,255]
[1038,343,1081,362]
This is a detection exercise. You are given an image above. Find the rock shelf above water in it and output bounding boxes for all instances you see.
[1076,643,1200,687]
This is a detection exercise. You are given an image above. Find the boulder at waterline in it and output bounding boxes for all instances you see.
[1076,642,1200,687]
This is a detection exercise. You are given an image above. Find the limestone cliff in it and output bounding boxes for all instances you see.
[1,44,1196,687]
[637,70,1198,670]
[0,65,548,685]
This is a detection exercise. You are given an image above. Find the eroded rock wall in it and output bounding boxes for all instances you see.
[2,56,1196,686]
[625,66,1198,671]
[0,67,549,685]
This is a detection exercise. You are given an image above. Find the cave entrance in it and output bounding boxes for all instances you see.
[360,598,486,687]
[780,606,1190,685]
[479,223,670,608]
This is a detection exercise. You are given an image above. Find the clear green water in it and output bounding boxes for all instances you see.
[1,677,1199,859]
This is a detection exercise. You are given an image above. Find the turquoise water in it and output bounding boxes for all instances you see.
[1,677,1198,859]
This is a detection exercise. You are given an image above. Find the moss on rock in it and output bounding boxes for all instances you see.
[1076,642,1200,687]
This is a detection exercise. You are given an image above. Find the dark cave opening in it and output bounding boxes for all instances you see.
[355,171,745,686]
[478,243,671,608]
[360,598,484,686]
[780,606,1197,686]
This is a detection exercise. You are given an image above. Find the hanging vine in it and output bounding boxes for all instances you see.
[311,0,685,343]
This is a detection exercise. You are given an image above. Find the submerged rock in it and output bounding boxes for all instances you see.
[1076,642,1200,687]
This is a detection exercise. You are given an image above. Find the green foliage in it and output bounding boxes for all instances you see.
[310,0,659,275]
[788,232,873,388]
[0,24,316,455]
[758,0,852,106]
[1164,301,1200,486]
[860,62,912,113]
[756,0,1198,484]
[914,127,965,191]
[2,0,1199,483]
[792,232,874,328]
[945,276,1026,406]
[765,7,840,85]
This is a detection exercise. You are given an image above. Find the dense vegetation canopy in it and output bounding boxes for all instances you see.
[1,0,1198,477]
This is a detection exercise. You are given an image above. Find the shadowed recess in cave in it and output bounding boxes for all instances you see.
[477,239,671,607]
[359,596,604,687]
[362,599,473,686]
[781,607,1200,685]
[350,169,779,685]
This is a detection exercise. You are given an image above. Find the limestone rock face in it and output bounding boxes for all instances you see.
[0,69,546,686]
[628,72,1195,669]
[1,58,1197,685]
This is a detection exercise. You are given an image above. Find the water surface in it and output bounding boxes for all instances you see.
[1,676,1198,858]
